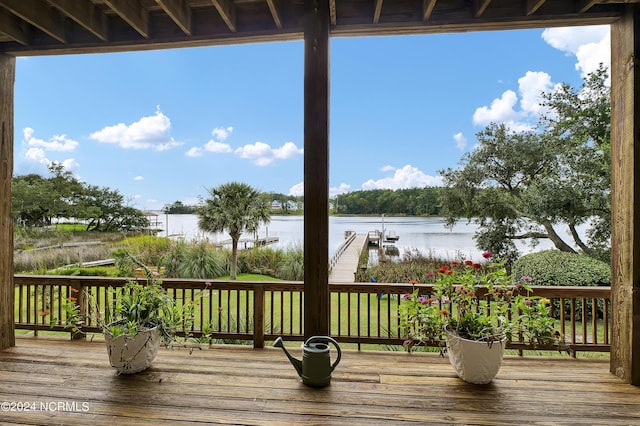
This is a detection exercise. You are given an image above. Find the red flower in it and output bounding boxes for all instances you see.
[482,251,493,259]
[446,270,453,275]
[464,260,473,266]
[472,263,482,270]
[409,279,418,285]
[450,261,460,267]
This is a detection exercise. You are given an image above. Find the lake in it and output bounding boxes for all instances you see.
[155,214,560,262]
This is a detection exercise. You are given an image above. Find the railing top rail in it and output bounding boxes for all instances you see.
[14,274,610,297]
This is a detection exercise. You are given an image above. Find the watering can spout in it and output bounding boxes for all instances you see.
[273,337,303,377]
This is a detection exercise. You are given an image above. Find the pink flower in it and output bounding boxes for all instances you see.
[427,271,435,277]
[418,296,428,305]
[524,299,533,306]
[520,275,532,282]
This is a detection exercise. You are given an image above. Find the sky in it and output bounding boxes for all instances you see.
[13,25,610,211]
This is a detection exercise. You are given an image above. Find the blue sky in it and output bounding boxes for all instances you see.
[13,25,610,211]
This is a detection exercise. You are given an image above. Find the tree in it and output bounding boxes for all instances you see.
[439,66,611,262]
[197,182,271,280]
[12,164,149,232]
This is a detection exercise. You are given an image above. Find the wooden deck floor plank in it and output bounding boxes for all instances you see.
[1,339,638,425]
[3,369,639,423]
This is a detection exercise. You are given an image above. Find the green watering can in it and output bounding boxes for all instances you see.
[273,336,342,387]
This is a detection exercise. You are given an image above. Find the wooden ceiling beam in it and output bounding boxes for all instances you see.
[211,0,236,33]
[578,1,598,13]
[373,0,383,24]
[526,0,546,16]
[47,0,108,41]
[0,0,65,43]
[103,0,150,38]
[0,8,28,45]
[330,0,336,26]
[265,0,282,29]
[423,0,437,21]
[155,0,192,35]
[474,0,492,18]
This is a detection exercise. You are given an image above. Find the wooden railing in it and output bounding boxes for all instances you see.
[329,230,357,270]
[14,275,611,354]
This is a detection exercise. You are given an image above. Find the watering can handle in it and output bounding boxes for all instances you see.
[306,336,342,372]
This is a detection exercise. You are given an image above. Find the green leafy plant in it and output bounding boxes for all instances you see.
[400,252,563,351]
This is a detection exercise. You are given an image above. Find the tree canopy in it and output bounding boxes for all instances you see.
[439,65,611,262]
[197,182,271,280]
[334,187,441,216]
[12,162,148,231]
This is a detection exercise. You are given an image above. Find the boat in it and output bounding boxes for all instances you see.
[384,230,399,242]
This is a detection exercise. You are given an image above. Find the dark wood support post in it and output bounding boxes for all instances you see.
[611,5,640,385]
[303,0,330,339]
[0,53,15,350]
[253,285,265,348]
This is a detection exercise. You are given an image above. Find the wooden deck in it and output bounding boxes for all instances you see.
[0,338,638,425]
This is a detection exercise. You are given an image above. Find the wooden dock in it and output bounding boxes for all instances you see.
[329,233,368,282]
[215,236,279,250]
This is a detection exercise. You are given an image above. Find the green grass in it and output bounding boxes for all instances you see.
[215,273,280,281]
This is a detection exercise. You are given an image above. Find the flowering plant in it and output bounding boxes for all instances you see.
[400,252,561,351]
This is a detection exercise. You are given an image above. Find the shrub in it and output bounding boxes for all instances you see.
[177,240,227,279]
[277,248,304,281]
[512,250,610,319]
[512,250,610,287]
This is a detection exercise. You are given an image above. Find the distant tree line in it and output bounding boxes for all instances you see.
[12,162,148,231]
[162,201,197,214]
[333,187,441,216]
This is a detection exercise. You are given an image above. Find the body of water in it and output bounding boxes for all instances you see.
[155,214,560,261]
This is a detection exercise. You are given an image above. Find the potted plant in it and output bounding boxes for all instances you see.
[60,254,198,374]
[100,270,190,374]
[399,252,562,384]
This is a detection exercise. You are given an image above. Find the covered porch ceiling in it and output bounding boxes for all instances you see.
[0,0,635,56]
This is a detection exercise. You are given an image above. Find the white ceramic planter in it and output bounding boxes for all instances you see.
[104,326,161,374]
[445,329,506,384]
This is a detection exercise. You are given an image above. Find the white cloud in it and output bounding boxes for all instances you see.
[473,90,519,126]
[542,25,610,79]
[24,147,48,165]
[90,107,183,151]
[61,158,80,172]
[453,132,467,150]
[361,165,443,190]
[22,147,79,173]
[380,165,395,172]
[204,140,232,153]
[471,26,610,134]
[185,147,203,157]
[288,182,351,197]
[288,182,304,197]
[211,126,233,141]
[473,71,554,132]
[235,141,303,166]
[23,127,78,151]
[330,183,351,197]
[518,71,555,116]
[134,176,144,181]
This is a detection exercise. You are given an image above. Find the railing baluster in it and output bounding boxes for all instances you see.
[12,276,611,353]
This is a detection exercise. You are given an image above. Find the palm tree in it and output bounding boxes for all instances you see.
[197,182,271,280]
